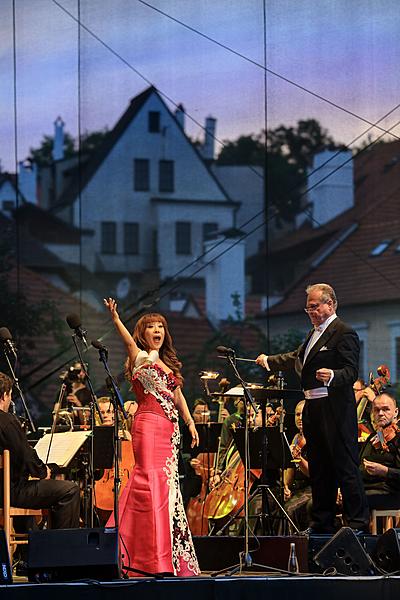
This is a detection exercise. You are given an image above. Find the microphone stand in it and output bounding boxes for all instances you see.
[70,333,103,527]
[2,343,36,433]
[94,345,128,580]
[213,349,268,576]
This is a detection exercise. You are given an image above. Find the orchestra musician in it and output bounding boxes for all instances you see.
[360,393,400,511]
[283,400,312,532]
[0,372,80,528]
[256,283,369,534]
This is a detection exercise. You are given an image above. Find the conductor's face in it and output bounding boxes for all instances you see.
[305,290,334,327]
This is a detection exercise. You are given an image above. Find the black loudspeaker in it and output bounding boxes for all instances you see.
[28,527,119,582]
[372,528,400,573]
[314,527,375,576]
[0,530,12,584]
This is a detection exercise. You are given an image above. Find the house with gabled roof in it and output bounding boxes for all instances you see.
[254,141,400,384]
[49,86,239,297]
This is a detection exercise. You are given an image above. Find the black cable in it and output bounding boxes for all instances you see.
[12,0,21,332]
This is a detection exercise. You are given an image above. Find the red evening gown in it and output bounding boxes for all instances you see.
[108,351,200,577]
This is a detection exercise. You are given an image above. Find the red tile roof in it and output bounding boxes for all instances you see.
[267,141,400,315]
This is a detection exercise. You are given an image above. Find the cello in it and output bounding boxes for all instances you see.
[185,379,230,535]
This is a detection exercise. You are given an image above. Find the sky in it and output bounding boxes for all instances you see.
[1,0,400,172]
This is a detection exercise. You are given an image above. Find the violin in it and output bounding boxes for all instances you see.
[371,421,399,452]
[291,432,306,463]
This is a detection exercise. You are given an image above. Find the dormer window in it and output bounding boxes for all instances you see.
[148,111,160,133]
[370,240,392,256]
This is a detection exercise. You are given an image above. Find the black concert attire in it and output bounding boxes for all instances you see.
[0,411,80,528]
[267,316,369,533]
[359,430,400,509]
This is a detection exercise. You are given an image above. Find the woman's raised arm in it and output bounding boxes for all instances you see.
[104,297,140,365]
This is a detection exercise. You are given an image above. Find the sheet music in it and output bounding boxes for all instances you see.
[34,431,91,467]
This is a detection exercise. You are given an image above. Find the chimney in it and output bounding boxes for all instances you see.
[18,160,37,204]
[52,116,65,161]
[202,116,216,161]
[174,104,185,131]
[297,149,354,229]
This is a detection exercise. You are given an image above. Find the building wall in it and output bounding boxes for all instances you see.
[258,300,400,385]
[71,92,235,276]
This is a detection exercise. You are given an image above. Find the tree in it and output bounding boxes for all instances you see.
[28,133,76,167]
[217,134,264,166]
[27,128,109,167]
[267,119,345,172]
[216,119,345,222]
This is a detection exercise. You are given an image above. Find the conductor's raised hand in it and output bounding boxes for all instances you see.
[104,297,119,322]
[256,354,268,368]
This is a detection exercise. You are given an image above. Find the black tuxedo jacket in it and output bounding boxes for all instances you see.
[268,317,359,402]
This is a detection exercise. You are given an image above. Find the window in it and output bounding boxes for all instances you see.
[148,111,160,133]
[176,222,191,255]
[124,222,139,255]
[101,222,116,254]
[2,200,14,212]
[134,159,150,191]
[202,222,218,243]
[159,160,174,193]
[370,240,392,256]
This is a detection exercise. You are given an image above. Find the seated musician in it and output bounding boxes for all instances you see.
[360,392,400,511]
[0,372,80,529]
[192,398,211,424]
[354,378,376,441]
[283,400,312,532]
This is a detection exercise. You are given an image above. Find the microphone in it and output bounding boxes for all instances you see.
[66,314,88,348]
[0,327,17,355]
[216,345,235,356]
[91,339,108,359]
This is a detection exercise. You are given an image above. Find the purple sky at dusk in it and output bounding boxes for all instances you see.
[1,0,400,172]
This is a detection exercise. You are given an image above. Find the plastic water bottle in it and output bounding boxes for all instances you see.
[287,542,299,573]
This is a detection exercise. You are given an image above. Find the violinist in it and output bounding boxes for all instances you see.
[283,400,312,532]
[360,393,400,510]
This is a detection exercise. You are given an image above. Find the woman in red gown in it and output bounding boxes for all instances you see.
[104,298,200,577]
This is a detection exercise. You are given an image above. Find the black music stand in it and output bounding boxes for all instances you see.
[182,423,222,457]
[231,425,297,535]
[93,426,115,470]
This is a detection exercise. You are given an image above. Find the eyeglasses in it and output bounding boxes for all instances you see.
[304,300,331,313]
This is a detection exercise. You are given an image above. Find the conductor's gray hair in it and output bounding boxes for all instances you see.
[306,283,337,310]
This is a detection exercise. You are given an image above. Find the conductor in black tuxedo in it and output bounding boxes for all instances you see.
[256,283,369,534]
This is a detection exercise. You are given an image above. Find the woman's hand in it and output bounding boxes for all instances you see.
[188,421,199,448]
[104,297,120,322]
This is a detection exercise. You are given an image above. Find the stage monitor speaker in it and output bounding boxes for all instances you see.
[28,527,119,582]
[372,528,400,573]
[0,531,12,584]
[314,527,375,576]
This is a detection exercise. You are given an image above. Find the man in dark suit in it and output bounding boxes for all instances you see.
[256,283,369,533]
[0,372,80,529]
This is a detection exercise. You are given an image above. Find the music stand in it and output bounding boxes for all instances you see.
[231,425,298,535]
[93,426,115,470]
[182,423,222,457]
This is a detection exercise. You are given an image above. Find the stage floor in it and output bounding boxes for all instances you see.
[2,574,400,600]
